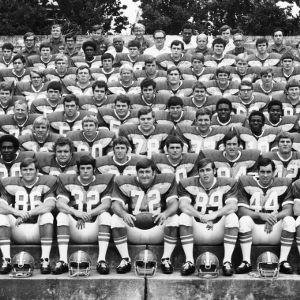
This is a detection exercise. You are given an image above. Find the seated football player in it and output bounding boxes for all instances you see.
[176,107,229,153]
[53,155,114,275]
[253,67,286,97]
[30,81,63,115]
[235,110,280,153]
[113,39,151,71]
[15,69,49,107]
[155,66,194,97]
[178,157,239,276]
[129,78,169,111]
[64,65,94,96]
[0,82,16,115]
[44,54,77,86]
[67,114,115,158]
[272,78,300,116]
[134,56,167,81]
[71,40,102,69]
[230,57,260,84]
[179,53,216,81]
[247,37,281,67]
[97,94,139,136]
[272,52,300,83]
[156,40,192,70]
[182,81,219,113]
[27,42,57,70]
[0,98,39,137]
[47,94,91,135]
[0,134,35,179]
[230,80,269,117]
[264,99,299,132]
[0,157,57,275]
[18,116,61,152]
[119,107,174,157]
[204,37,236,68]
[155,95,195,128]
[205,66,239,96]
[36,136,88,176]
[78,80,116,114]
[91,53,119,83]
[0,42,14,69]
[107,64,140,95]
[152,136,198,182]
[63,33,81,58]
[263,132,300,181]
[236,157,295,275]
[200,131,260,180]
[111,157,179,274]
[211,98,246,128]
[96,137,142,176]
[0,54,31,84]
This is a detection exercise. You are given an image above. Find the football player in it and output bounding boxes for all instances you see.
[91,53,119,82]
[263,132,300,181]
[27,42,56,70]
[96,137,142,176]
[134,57,167,81]
[18,116,61,152]
[152,136,198,182]
[178,158,239,276]
[111,158,179,274]
[0,134,35,179]
[176,107,229,153]
[36,136,87,176]
[236,157,295,274]
[0,43,14,69]
[66,114,115,158]
[0,157,57,274]
[53,155,114,275]
[119,107,174,157]
[30,81,63,115]
[200,131,260,180]
[0,99,39,137]
[47,94,92,135]
[211,98,246,127]
[230,58,260,84]
[0,82,16,115]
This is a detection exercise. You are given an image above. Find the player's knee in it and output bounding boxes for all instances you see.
[239,215,253,232]
[39,212,54,225]
[282,216,296,232]
[224,213,239,228]
[111,214,125,228]
[56,212,69,227]
[165,214,179,227]
[179,213,193,227]
[97,212,111,226]
[0,214,10,227]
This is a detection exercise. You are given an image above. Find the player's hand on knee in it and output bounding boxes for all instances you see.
[75,211,91,222]
[15,217,24,227]
[153,212,167,225]
[123,213,136,227]
[265,213,277,226]
[16,210,30,221]
[76,219,85,230]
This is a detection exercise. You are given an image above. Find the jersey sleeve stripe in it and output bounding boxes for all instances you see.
[225,197,238,204]
[166,195,178,203]
[178,196,192,203]
[237,203,249,208]
[56,194,69,202]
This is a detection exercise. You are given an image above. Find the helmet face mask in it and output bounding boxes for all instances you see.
[134,249,157,277]
[68,251,91,278]
[196,252,219,278]
[257,251,279,279]
[11,251,34,278]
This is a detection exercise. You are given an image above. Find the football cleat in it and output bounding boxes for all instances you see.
[116,258,131,274]
[68,250,92,277]
[52,260,69,275]
[222,261,234,276]
[40,258,51,274]
[134,249,157,277]
[196,252,219,278]
[236,260,252,274]
[161,258,173,274]
[181,261,195,276]
[96,260,109,275]
[0,258,12,275]
[11,252,34,277]
[279,261,293,275]
[257,252,279,278]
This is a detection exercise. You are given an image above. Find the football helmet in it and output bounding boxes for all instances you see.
[68,250,92,277]
[257,251,279,279]
[196,252,219,278]
[134,249,157,277]
[11,251,35,278]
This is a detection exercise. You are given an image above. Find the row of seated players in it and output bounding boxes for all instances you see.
[0,40,300,100]
[0,150,299,277]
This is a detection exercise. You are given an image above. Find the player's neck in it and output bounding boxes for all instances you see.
[199,177,216,190]
[22,176,39,188]
[113,155,130,165]
[78,175,95,186]
[277,151,292,161]
[167,154,183,166]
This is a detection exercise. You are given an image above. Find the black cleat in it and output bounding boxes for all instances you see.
[96,260,109,275]
[222,261,234,276]
[279,261,293,274]
[40,258,51,274]
[161,258,174,274]
[0,258,11,275]
[52,260,68,275]
[116,258,131,274]
[181,261,195,276]
[235,261,252,274]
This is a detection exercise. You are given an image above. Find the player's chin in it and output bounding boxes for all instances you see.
[134,212,156,230]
